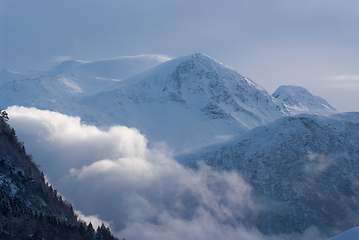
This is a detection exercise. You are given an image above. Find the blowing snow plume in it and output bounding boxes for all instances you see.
[6,106,326,240]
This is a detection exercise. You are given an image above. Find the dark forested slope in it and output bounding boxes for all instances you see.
[0,111,118,240]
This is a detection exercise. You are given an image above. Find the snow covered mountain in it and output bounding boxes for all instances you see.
[0,76,83,110]
[272,85,336,114]
[0,53,339,153]
[0,74,127,112]
[177,112,359,236]
[0,54,171,111]
[77,53,288,152]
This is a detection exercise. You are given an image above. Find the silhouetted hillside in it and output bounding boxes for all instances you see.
[0,110,118,240]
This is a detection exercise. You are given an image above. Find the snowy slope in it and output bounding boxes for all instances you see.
[273,85,336,114]
[0,54,172,113]
[177,112,359,236]
[78,53,288,152]
[0,74,116,111]
[329,228,359,240]
[0,76,79,110]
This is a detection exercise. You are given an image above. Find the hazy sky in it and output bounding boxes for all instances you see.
[1,0,359,111]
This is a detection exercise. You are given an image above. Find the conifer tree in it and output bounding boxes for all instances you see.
[85,222,96,240]
[79,222,86,236]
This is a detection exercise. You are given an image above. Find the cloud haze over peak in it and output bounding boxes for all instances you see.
[5,106,327,240]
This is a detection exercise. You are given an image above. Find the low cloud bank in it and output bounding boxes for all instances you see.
[303,151,336,175]
[6,106,326,240]
[7,106,147,182]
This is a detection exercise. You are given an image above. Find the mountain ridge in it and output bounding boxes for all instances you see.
[77,53,288,152]
[176,112,359,236]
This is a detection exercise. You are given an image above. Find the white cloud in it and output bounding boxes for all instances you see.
[324,75,359,81]
[303,151,336,174]
[6,105,147,182]
[6,106,327,240]
[75,210,112,229]
[320,75,359,90]
[52,55,73,63]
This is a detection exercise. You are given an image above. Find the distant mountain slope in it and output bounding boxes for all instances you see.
[177,112,359,236]
[0,54,172,109]
[0,74,123,111]
[0,112,118,240]
[272,85,336,114]
[0,68,26,83]
[78,53,288,152]
[329,227,359,240]
[47,54,172,80]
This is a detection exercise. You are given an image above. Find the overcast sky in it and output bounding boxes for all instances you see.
[1,0,359,112]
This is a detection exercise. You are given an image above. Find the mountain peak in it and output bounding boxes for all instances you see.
[79,54,287,152]
[189,52,214,62]
[272,85,336,114]
[180,53,236,72]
